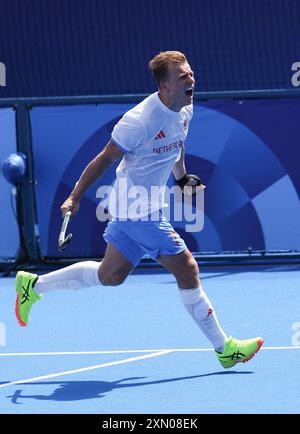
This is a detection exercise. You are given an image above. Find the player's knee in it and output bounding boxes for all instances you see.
[99,270,128,286]
[177,257,199,289]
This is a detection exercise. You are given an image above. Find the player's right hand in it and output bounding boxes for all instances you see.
[60,197,80,218]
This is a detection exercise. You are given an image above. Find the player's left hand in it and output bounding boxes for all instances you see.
[175,173,206,196]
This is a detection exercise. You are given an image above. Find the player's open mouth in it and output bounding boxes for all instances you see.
[185,87,194,97]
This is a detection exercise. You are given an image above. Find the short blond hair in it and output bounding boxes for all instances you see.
[149,51,187,86]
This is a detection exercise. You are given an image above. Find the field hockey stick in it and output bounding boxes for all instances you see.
[58,210,73,251]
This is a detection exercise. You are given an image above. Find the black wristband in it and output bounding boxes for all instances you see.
[175,173,190,189]
[175,173,203,189]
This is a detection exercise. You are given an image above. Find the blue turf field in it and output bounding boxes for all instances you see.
[1,265,300,414]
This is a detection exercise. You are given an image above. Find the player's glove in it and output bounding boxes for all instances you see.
[175,173,206,196]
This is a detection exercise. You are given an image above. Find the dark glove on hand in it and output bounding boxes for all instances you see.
[175,174,205,196]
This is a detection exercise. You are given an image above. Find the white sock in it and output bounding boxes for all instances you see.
[179,287,228,352]
[34,261,102,294]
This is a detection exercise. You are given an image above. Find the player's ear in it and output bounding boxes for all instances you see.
[159,79,170,93]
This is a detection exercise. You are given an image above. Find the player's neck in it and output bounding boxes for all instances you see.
[158,92,181,112]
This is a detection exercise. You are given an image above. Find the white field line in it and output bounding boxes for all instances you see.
[0,346,298,390]
[0,350,172,389]
[0,345,300,357]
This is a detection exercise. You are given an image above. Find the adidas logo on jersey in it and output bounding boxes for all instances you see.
[154,130,166,140]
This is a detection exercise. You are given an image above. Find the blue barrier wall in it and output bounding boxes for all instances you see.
[0,0,300,97]
[0,108,20,259]
[29,99,300,258]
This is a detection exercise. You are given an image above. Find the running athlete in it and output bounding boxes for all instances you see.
[15,51,263,369]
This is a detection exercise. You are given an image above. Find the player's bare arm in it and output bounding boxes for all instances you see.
[61,141,125,217]
[172,145,205,194]
[172,145,186,180]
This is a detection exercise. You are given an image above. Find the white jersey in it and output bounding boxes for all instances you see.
[109,91,193,218]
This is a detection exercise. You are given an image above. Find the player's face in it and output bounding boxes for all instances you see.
[164,62,195,111]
